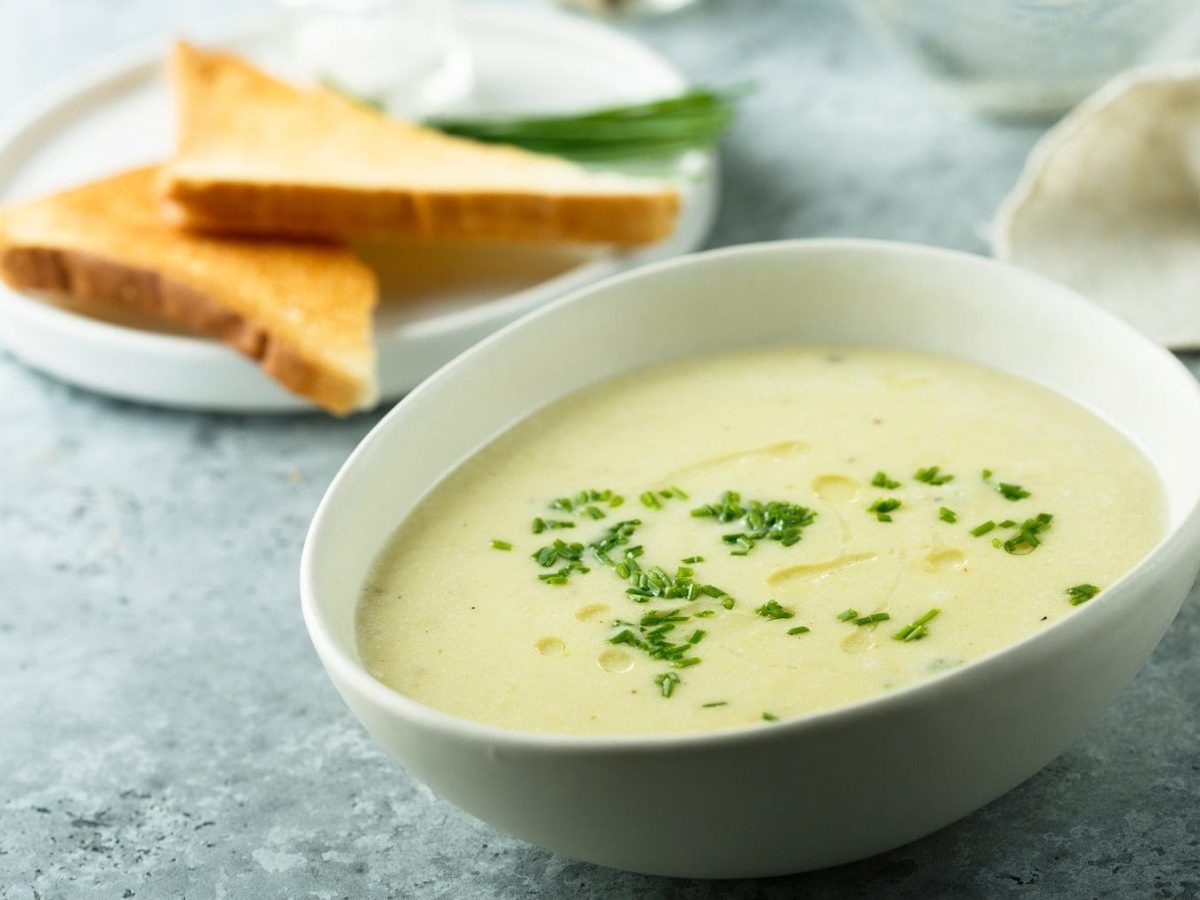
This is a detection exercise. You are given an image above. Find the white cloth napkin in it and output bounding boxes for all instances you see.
[994,64,1200,349]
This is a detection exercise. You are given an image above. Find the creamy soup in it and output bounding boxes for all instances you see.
[357,348,1164,735]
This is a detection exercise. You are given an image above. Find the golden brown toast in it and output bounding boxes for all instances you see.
[160,42,679,244]
[0,166,378,415]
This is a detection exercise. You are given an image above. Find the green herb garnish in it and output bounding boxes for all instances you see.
[1002,513,1053,555]
[914,466,954,485]
[532,539,586,569]
[682,555,704,564]
[894,608,941,642]
[1066,583,1101,605]
[430,85,748,163]
[655,671,681,698]
[491,539,512,551]
[691,490,817,555]
[755,599,795,620]
[867,497,901,522]
[588,518,641,567]
[836,608,859,622]
[853,612,891,626]
[982,469,993,480]
[639,486,689,510]
[938,507,957,523]
[702,701,728,708]
[532,517,575,534]
[998,482,1031,501]
[786,625,811,635]
[998,482,1027,504]
[871,471,901,489]
[970,520,996,537]
[532,517,642,586]
[761,712,779,722]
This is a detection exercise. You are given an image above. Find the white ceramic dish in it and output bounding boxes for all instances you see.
[0,6,715,412]
[301,240,1200,877]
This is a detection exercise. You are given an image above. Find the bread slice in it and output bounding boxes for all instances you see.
[0,166,378,415]
[160,42,679,244]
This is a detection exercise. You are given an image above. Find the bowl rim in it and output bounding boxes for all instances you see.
[300,237,1200,752]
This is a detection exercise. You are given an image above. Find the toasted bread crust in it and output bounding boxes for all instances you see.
[161,42,680,245]
[161,179,680,244]
[1,244,364,415]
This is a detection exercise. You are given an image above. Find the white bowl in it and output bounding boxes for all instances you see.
[301,240,1200,877]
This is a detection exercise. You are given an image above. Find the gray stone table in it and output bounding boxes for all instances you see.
[2,1,1198,897]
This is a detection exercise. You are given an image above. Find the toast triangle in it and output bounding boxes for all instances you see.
[0,166,378,414]
[160,42,679,244]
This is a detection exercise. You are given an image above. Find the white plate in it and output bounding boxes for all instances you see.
[0,6,717,412]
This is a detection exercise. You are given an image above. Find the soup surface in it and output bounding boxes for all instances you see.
[358,347,1163,735]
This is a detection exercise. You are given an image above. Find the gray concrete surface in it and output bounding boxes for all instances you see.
[2,1,1198,897]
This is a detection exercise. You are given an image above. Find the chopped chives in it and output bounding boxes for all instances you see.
[786,625,810,635]
[722,596,735,610]
[938,507,957,523]
[998,482,1031,501]
[970,520,996,537]
[998,519,1017,529]
[871,471,901,489]
[702,701,728,708]
[867,497,901,522]
[762,712,779,722]
[640,491,662,509]
[682,555,704,564]
[893,608,941,641]
[655,671,681,698]
[491,539,512,551]
[755,599,794,620]
[914,466,954,485]
[854,612,891,625]
[981,469,993,480]
[691,490,817,555]
[532,517,575,534]
[836,608,859,622]
[1066,583,1100,606]
[1002,513,1053,554]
